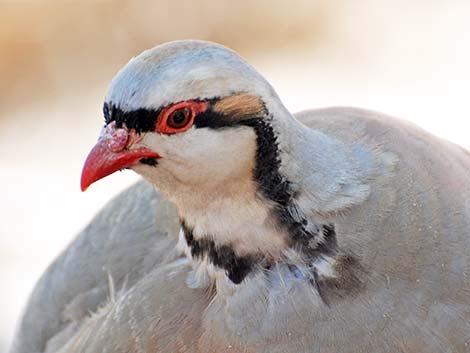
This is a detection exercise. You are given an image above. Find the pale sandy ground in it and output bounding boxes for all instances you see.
[1,2,469,351]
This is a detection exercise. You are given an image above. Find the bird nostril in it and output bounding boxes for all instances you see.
[108,128,129,152]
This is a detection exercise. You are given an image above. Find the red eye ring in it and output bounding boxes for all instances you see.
[155,101,208,134]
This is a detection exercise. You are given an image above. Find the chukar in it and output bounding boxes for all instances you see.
[11,40,470,353]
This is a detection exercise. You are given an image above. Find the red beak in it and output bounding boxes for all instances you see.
[80,129,160,191]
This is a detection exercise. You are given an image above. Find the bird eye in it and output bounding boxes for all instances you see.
[155,101,207,134]
[167,108,191,129]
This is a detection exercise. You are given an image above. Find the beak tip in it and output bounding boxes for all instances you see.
[80,174,91,192]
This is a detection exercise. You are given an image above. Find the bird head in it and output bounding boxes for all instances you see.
[81,40,288,199]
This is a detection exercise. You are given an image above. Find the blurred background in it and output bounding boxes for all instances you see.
[1,0,469,351]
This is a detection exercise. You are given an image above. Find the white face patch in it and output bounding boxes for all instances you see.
[136,125,256,188]
[132,124,289,258]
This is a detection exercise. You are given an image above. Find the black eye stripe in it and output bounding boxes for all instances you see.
[103,98,265,133]
[193,108,237,129]
[103,102,161,134]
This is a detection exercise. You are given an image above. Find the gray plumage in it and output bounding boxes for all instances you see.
[10,41,470,353]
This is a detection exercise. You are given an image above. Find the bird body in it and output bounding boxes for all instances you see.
[10,41,470,353]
